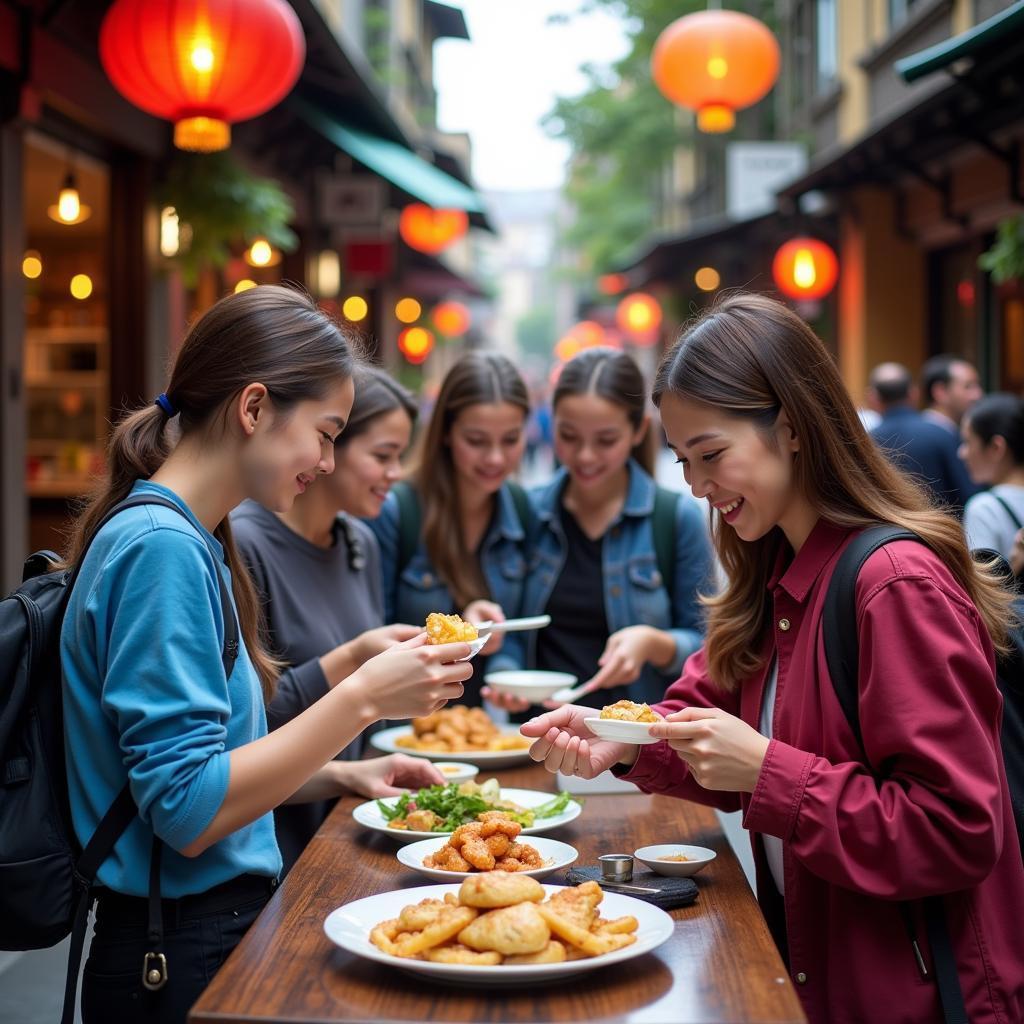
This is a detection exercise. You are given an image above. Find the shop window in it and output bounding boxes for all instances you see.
[22,132,109,500]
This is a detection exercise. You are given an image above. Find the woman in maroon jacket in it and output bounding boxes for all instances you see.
[523,293,1024,1024]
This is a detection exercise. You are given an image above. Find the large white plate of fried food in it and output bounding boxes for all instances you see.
[352,788,582,844]
[370,706,532,767]
[396,827,578,882]
[323,875,674,983]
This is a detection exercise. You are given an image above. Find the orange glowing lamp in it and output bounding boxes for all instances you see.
[652,10,780,134]
[615,292,663,343]
[399,205,469,255]
[100,0,305,152]
[772,238,839,301]
[398,326,435,364]
[570,320,606,349]
[431,301,471,336]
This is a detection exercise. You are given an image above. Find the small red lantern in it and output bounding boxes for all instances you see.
[652,11,780,134]
[616,292,663,344]
[597,273,629,296]
[772,238,839,301]
[398,326,435,364]
[100,0,305,152]
[399,205,469,255]
[432,301,471,336]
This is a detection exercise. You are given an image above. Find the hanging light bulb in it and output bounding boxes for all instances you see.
[245,238,281,267]
[48,172,92,225]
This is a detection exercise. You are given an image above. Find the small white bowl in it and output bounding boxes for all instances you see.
[484,670,577,703]
[582,716,661,745]
[634,844,717,877]
[432,762,480,784]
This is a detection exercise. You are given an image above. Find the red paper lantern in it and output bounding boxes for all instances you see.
[772,238,839,301]
[432,301,471,336]
[616,293,663,343]
[399,205,469,255]
[652,11,780,133]
[100,0,305,152]
[398,326,435,364]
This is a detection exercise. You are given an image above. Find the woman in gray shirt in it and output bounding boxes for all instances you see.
[233,367,442,872]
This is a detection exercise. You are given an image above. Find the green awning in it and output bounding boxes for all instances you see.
[896,0,1024,82]
[294,98,485,213]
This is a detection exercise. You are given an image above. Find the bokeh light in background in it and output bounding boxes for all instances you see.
[695,266,720,291]
[70,274,93,300]
[432,301,471,336]
[342,296,369,322]
[398,326,435,364]
[234,279,257,293]
[22,251,42,279]
[395,297,423,323]
[772,237,839,300]
[398,204,468,254]
[615,292,662,343]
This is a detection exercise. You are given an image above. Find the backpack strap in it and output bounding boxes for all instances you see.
[821,524,968,1024]
[990,491,1024,533]
[651,487,678,604]
[392,481,421,576]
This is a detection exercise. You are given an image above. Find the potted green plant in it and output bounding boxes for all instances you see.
[978,214,1024,300]
[156,151,298,287]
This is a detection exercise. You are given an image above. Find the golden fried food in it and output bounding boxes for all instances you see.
[545,879,603,929]
[503,939,567,965]
[426,612,479,644]
[368,880,638,965]
[535,903,637,958]
[459,871,545,908]
[394,705,530,754]
[457,902,551,955]
[424,845,472,872]
[369,903,478,958]
[425,818,547,874]
[424,943,502,965]
[599,699,663,723]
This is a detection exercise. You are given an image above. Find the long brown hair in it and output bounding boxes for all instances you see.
[409,352,529,607]
[553,347,654,474]
[65,285,358,700]
[652,292,1012,691]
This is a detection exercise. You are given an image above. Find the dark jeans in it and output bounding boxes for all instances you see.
[82,876,273,1024]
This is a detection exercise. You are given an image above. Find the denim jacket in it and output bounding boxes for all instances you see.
[502,461,712,697]
[365,482,529,629]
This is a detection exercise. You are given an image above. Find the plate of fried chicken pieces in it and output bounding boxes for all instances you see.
[323,875,675,983]
[395,813,578,882]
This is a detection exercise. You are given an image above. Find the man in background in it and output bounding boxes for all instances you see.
[868,362,976,515]
[921,354,983,435]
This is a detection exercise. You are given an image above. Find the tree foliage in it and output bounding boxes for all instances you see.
[544,0,704,275]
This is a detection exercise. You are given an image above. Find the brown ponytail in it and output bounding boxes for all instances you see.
[64,285,358,700]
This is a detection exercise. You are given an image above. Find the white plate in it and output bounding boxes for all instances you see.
[634,844,717,877]
[582,717,662,745]
[483,670,576,703]
[323,883,675,983]
[476,614,552,634]
[396,835,578,881]
[352,787,582,844]
[370,724,533,768]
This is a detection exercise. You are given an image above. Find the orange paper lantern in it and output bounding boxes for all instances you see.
[569,320,606,349]
[616,293,663,343]
[399,205,469,255]
[652,10,780,133]
[100,0,305,152]
[772,238,839,301]
[398,326,435,364]
[432,301,471,336]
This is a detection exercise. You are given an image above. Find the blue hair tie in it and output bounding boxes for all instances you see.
[154,393,177,417]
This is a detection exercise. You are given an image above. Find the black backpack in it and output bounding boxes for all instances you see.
[822,525,1024,1024]
[0,494,238,1022]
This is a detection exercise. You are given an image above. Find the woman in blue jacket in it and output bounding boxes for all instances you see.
[60,286,472,1024]
[487,347,713,709]
[366,352,531,704]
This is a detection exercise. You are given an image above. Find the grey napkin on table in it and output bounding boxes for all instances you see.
[564,866,699,910]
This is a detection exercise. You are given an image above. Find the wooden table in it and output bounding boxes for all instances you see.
[190,763,806,1024]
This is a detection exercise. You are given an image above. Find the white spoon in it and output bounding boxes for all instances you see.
[548,679,603,704]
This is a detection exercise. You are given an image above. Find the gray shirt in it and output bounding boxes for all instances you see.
[963,485,1024,559]
[230,499,386,873]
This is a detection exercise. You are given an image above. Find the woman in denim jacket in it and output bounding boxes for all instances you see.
[486,348,713,710]
[367,352,532,704]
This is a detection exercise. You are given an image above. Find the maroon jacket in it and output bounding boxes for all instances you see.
[623,520,1024,1024]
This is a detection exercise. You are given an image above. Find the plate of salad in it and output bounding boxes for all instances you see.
[351,779,582,844]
